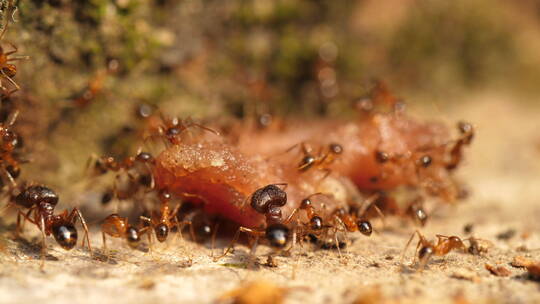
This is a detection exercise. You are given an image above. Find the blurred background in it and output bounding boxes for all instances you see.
[4,0,540,192]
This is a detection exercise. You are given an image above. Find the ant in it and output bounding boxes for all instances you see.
[139,189,181,248]
[287,142,343,178]
[215,184,290,261]
[145,114,219,146]
[446,121,474,171]
[401,230,467,270]
[0,20,28,95]
[9,185,92,266]
[0,109,22,187]
[89,150,155,175]
[101,213,149,256]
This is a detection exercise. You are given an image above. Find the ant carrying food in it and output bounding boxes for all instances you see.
[9,185,92,267]
[401,230,467,270]
[215,184,291,261]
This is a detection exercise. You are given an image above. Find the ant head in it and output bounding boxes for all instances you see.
[412,207,428,226]
[15,185,59,209]
[250,184,287,214]
[126,226,141,249]
[329,143,343,155]
[265,223,289,248]
[418,155,432,168]
[158,189,172,202]
[300,198,312,209]
[310,216,323,230]
[155,223,169,242]
[52,223,78,250]
[135,151,154,163]
[418,245,434,262]
[356,220,372,236]
[2,130,18,149]
[196,223,213,240]
[375,151,389,163]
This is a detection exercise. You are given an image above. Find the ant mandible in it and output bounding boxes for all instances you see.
[401,230,467,270]
[10,185,92,267]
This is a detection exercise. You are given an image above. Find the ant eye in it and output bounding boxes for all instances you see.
[52,223,78,250]
[155,224,169,242]
[357,220,372,236]
[310,216,323,230]
[135,152,153,163]
[265,224,289,248]
[126,227,140,248]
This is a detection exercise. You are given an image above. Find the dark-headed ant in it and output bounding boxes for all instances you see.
[146,114,220,146]
[215,184,290,261]
[10,185,92,266]
[401,230,467,270]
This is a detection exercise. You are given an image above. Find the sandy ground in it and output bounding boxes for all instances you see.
[1,93,540,304]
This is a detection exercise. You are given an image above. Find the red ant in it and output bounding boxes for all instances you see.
[401,230,467,270]
[144,114,219,146]
[0,109,23,187]
[101,213,149,257]
[9,185,92,267]
[139,189,181,249]
[287,142,343,178]
[215,184,290,261]
[0,13,28,96]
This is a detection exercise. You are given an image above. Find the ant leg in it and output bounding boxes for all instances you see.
[39,216,47,269]
[101,232,109,261]
[1,69,19,92]
[213,227,242,262]
[5,41,18,54]
[1,166,17,189]
[210,222,220,258]
[5,108,18,127]
[69,208,93,254]
[400,230,420,264]
[139,216,153,254]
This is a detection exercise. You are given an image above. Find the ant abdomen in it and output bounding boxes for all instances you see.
[52,223,78,250]
[126,226,141,249]
[356,220,372,236]
[155,223,169,242]
[265,223,289,248]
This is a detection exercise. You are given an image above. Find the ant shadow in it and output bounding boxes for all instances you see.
[13,236,59,261]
